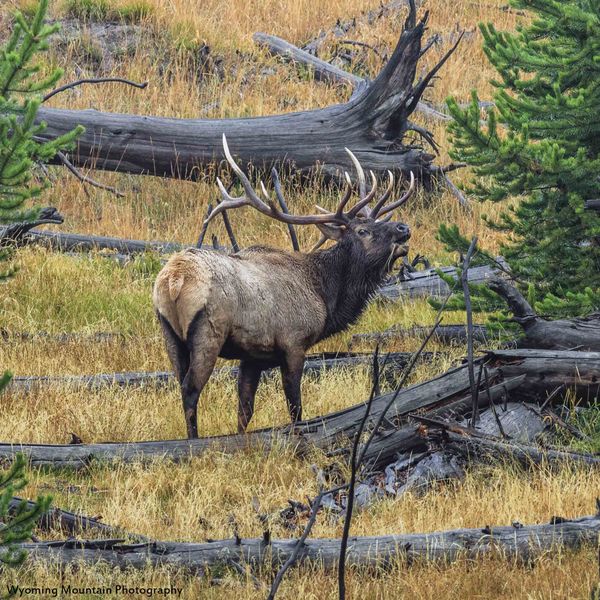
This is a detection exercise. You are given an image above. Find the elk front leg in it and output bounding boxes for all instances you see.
[281,352,305,425]
[237,360,263,433]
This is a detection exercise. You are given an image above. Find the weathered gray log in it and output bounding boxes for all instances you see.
[379,263,502,299]
[474,402,548,443]
[0,227,187,255]
[351,324,492,347]
[35,9,452,182]
[8,351,426,392]
[488,278,600,351]
[253,32,450,122]
[3,350,595,469]
[18,514,600,571]
[8,497,148,541]
[435,428,600,468]
[486,349,600,400]
[0,361,486,468]
[362,375,525,469]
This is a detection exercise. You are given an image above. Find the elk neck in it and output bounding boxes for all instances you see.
[308,236,388,340]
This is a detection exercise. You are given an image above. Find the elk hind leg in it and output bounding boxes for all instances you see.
[182,315,223,439]
[157,313,190,385]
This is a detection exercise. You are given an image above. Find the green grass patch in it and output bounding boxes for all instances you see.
[64,0,153,22]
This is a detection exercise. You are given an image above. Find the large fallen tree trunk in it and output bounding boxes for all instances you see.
[2,350,598,469]
[18,513,600,571]
[35,8,454,182]
[488,278,600,351]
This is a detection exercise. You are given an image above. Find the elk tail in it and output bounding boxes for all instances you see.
[168,272,185,302]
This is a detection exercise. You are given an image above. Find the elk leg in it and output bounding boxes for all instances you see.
[181,315,223,439]
[281,353,305,425]
[157,313,189,385]
[237,360,263,433]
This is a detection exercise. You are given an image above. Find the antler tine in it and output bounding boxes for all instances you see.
[204,177,248,225]
[369,171,395,219]
[376,171,416,218]
[345,148,366,199]
[349,170,379,218]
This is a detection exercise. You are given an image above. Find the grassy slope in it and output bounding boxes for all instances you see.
[1,0,598,598]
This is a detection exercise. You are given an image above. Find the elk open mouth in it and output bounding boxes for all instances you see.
[392,243,409,258]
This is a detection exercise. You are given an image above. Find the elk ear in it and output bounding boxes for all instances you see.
[315,223,346,241]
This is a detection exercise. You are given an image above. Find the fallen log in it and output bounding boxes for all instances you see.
[425,420,600,468]
[486,349,600,400]
[35,8,454,182]
[8,497,148,541]
[585,199,600,211]
[3,350,596,468]
[487,278,600,352]
[0,360,486,468]
[379,263,502,299]
[253,32,450,123]
[350,324,492,347]
[18,513,600,571]
[8,351,426,392]
[0,227,187,255]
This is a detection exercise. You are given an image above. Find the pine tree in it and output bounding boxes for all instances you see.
[0,454,51,573]
[0,0,83,282]
[444,0,600,318]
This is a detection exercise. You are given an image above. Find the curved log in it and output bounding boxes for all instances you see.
[35,9,456,182]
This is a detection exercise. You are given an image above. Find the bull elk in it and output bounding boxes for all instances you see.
[154,135,414,438]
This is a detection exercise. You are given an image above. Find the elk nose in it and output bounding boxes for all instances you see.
[395,223,411,240]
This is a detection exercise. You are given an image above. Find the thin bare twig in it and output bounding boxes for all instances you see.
[56,151,125,198]
[338,347,380,600]
[43,77,148,103]
[271,168,300,251]
[220,210,240,252]
[461,237,479,426]
[337,39,385,62]
[485,367,507,439]
[268,488,325,600]
[197,204,213,248]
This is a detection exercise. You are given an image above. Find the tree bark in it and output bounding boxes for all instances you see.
[34,9,453,182]
[18,514,600,571]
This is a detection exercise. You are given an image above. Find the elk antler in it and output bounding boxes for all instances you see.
[205,135,415,238]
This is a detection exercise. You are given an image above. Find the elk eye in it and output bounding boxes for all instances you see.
[358,229,369,237]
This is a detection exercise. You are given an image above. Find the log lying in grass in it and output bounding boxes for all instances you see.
[35,8,454,182]
[585,199,600,211]
[422,418,600,468]
[253,32,450,123]
[379,263,501,299]
[488,278,600,352]
[2,350,596,468]
[8,351,427,392]
[18,513,600,571]
[8,497,148,541]
[351,324,492,347]
[0,360,484,468]
[0,227,188,255]
[486,349,600,399]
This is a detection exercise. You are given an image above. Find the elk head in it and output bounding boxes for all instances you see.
[205,135,414,269]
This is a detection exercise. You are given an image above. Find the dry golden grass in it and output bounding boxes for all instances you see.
[1,0,598,598]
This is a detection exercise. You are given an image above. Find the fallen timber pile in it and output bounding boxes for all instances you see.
[16,513,600,572]
[2,349,598,469]
[8,351,429,393]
